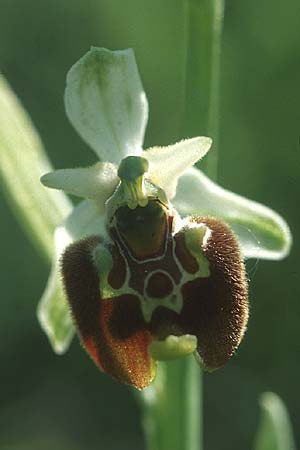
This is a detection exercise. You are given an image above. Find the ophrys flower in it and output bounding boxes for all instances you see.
[40,48,291,389]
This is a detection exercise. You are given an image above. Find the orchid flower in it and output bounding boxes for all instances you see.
[39,47,291,389]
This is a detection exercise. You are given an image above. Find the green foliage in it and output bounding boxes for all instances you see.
[0,75,72,260]
[253,392,296,450]
[0,0,298,449]
[0,74,75,353]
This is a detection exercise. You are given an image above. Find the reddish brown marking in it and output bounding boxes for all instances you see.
[174,231,199,274]
[108,244,126,289]
[83,336,104,371]
[99,296,156,389]
[61,236,155,389]
[146,272,173,298]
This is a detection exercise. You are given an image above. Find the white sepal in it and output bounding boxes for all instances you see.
[41,162,118,211]
[65,47,148,164]
[37,251,75,354]
[143,137,212,199]
[173,167,292,260]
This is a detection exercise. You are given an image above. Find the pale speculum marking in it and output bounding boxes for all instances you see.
[98,200,210,323]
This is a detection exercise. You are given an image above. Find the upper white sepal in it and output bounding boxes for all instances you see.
[65,47,148,164]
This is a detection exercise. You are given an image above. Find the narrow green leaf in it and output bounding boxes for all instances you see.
[0,75,72,260]
[253,392,296,450]
[0,75,74,352]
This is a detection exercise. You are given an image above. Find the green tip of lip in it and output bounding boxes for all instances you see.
[149,335,197,361]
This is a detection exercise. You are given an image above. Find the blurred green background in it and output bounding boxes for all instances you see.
[0,0,299,449]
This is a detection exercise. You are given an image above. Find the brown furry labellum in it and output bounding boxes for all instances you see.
[61,201,248,389]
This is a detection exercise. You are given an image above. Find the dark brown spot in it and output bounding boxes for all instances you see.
[108,244,126,289]
[149,306,182,340]
[174,230,199,274]
[146,271,173,298]
[108,294,146,340]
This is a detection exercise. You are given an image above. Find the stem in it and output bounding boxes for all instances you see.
[141,357,201,450]
[140,1,224,449]
[183,0,224,181]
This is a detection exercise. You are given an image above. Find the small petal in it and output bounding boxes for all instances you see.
[37,200,105,353]
[65,47,148,164]
[173,167,292,260]
[143,137,212,199]
[41,162,118,210]
[62,236,156,389]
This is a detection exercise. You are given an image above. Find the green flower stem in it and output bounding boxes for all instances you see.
[141,357,201,450]
[140,1,224,450]
[183,0,224,181]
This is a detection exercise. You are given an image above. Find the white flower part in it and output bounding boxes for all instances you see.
[37,241,74,354]
[56,198,106,252]
[173,167,292,260]
[41,162,119,211]
[143,137,212,199]
[38,200,106,354]
[65,47,148,165]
